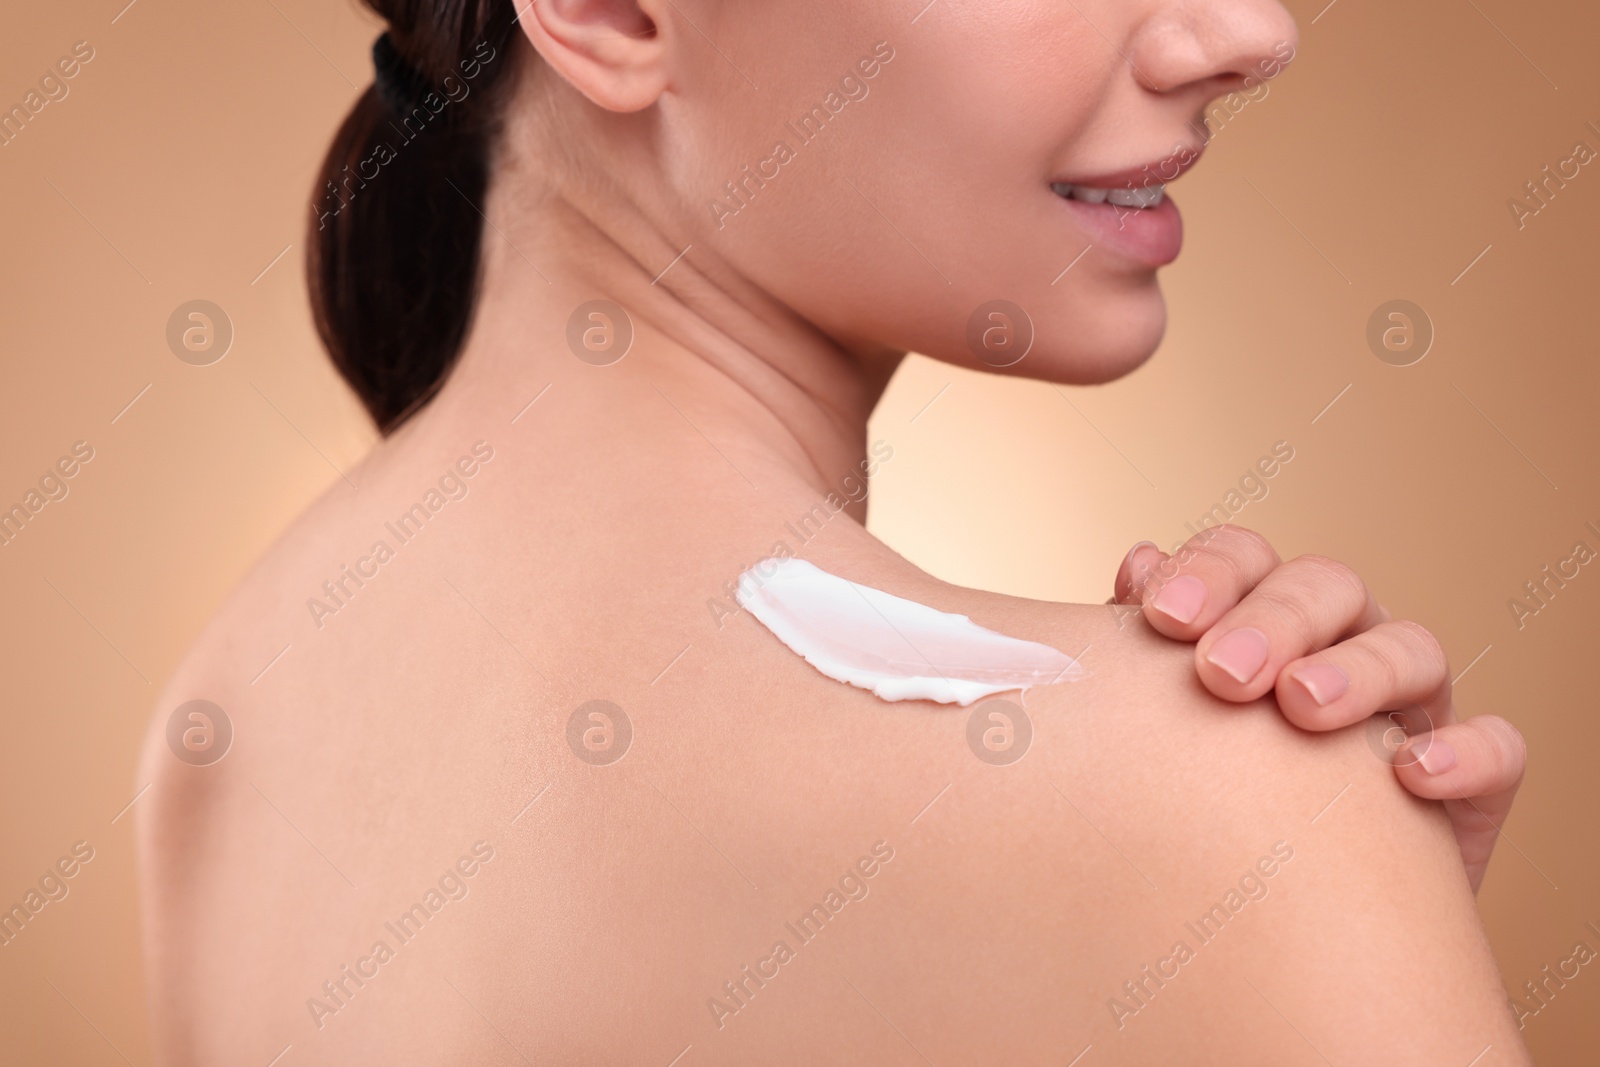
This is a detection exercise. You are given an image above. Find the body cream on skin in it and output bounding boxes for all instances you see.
[735,557,1086,706]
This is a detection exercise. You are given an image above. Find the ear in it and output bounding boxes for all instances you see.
[516,0,669,113]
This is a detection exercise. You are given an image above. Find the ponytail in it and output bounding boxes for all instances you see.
[308,1,519,435]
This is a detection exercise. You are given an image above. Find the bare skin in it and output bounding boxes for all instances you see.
[135,213,1529,1065]
[138,0,1530,1062]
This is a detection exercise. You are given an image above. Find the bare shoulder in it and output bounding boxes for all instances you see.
[131,531,1530,1065]
[130,480,345,1061]
[447,557,1531,1064]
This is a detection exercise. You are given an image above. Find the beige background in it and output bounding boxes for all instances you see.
[2,0,1596,1062]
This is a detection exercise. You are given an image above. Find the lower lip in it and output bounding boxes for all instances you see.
[1054,193,1184,268]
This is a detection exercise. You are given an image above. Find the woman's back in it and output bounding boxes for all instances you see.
[134,0,1532,1057]
[136,357,1526,1064]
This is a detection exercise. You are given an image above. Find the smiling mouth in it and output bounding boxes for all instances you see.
[1048,144,1204,211]
[1049,182,1166,209]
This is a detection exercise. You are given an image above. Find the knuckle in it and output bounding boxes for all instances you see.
[1213,524,1278,562]
[1252,589,1318,647]
[1388,619,1448,675]
[1292,554,1368,603]
[1352,635,1405,695]
[1253,556,1364,639]
[1187,524,1277,582]
[1473,715,1529,778]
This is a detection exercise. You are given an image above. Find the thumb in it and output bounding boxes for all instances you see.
[1395,715,1527,894]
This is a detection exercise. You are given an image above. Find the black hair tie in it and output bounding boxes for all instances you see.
[371,31,431,117]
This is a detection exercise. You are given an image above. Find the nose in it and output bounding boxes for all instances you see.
[1127,0,1300,96]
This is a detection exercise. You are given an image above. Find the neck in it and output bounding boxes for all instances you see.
[429,106,903,526]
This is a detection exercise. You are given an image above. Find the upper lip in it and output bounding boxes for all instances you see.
[1055,145,1206,190]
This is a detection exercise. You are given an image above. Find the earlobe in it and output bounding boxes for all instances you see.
[516,0,668,112]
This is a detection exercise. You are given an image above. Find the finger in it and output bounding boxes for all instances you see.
[1135,525,1283,640]
[1193,554,1392,702]
[1273,619,1451,731]
[1113,541,1166,604]
[1394,716,1527,894]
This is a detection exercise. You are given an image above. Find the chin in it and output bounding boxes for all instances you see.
[1015,279,1168,386]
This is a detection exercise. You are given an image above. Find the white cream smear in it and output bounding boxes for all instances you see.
[735,557,1087,706]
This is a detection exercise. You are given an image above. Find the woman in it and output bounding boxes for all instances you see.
[138,0,1530,1062]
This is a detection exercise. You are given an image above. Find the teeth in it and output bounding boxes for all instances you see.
[1107,185,1165,207]
[1052,182,1165,208]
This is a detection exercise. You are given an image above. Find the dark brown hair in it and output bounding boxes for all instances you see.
[308,0,519,435]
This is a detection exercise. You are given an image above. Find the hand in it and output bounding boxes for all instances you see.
[1111,524,1526,894]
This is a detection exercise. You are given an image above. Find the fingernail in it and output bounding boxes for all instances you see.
[1291,663,1349,706]
[1119,541,1159,596]
[1123,540,1158,570]
[1413,737,1458,775]
[1205,627,1270,684]
[1150,574,1207,625]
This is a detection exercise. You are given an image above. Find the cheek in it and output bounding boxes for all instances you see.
[679,1,1162,380]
